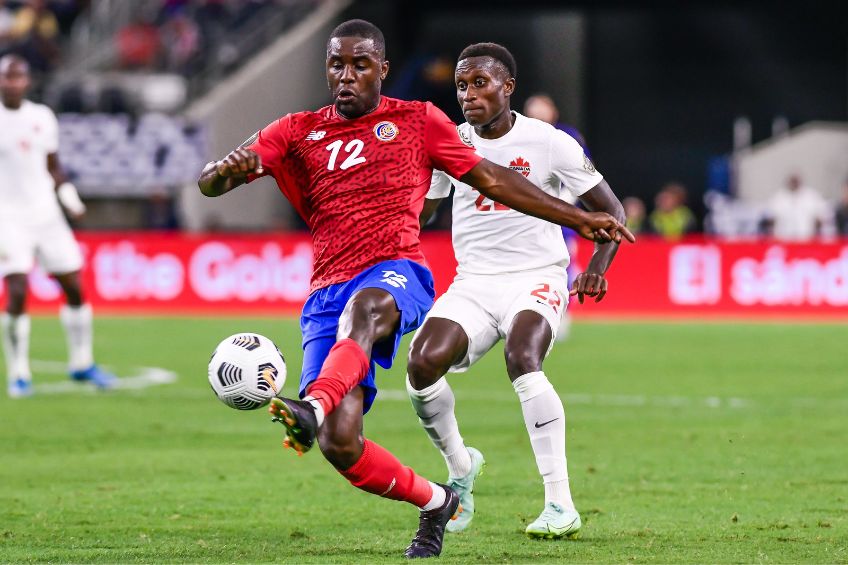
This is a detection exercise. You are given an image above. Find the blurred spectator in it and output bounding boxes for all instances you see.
[387,51,461,122]
[0,0,15,49]
[47,0,85,35]
[703,190,763,239]
[115,15,161,70]
[763,174,832,241]
[622,196,646,234]
[834,179,848,236]
[146,185,180,230]
[649,182,696,240]
[524,93,590,157]
[8,0,60,71]
[160,12,200,73]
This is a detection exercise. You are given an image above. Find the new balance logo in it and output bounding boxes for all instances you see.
[306,130,327,141]
[380,270,408,289]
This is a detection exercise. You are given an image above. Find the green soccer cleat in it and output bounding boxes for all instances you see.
[445,447,485,533]
[268,397,318,455]
[525,502,581,539]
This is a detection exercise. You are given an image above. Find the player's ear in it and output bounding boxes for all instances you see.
[380,59,389,81]
[504,77,516,96]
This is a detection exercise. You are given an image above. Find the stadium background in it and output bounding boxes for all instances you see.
[1,1,847,563]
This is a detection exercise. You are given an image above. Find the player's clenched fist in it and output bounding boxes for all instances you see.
[578,211,636,244]
[216,148,263,177]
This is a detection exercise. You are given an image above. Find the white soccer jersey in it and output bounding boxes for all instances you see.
[0,100,63,224]
[428,112,603,276]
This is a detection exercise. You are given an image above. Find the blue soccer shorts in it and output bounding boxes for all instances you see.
[299,259,435,414]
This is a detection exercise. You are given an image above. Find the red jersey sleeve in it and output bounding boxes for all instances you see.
[423,102,482,179]
[245,115,292,182]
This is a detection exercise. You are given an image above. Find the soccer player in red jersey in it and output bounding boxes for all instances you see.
[198,19,633,559]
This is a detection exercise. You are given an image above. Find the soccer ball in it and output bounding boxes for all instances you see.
[208,333,287,410]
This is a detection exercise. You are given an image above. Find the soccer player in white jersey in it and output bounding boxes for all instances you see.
[407,43,628,538]
[0,55,116,397]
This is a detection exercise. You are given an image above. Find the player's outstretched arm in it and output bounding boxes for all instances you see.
[198,148,263,197]
[460,159,635,243]
[571,179,627,303]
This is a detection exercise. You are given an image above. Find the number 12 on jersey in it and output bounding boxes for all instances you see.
[326,139,366,171]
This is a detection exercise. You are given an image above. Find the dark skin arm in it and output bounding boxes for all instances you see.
[419,197,443,229]
[47,153,67,188]
[460,159,635,243]
[197,148,263,197]
[570,179,626,303]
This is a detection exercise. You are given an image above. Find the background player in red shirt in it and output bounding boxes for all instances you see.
[198,19,633,559]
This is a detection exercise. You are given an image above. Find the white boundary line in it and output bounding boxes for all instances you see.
[374,389,848,410]
[29,359,178,395]
[375,389,752,409]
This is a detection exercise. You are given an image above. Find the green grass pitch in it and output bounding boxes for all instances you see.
[1,317,846,563]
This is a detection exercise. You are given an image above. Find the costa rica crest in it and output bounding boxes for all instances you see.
[509,156,531,177]
[373,121,399,142]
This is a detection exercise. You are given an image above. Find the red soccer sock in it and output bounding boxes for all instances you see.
[306,338,370,417]
[339,439,434,507]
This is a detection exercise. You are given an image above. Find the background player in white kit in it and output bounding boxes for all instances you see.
[407,43,629,538]
[0,55,116,397]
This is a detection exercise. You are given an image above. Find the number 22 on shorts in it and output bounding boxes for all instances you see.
[531,283,563,314]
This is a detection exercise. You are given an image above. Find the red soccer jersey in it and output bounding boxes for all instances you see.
[247,96,482,291]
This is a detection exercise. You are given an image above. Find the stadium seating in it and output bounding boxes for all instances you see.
[59,112,206,196]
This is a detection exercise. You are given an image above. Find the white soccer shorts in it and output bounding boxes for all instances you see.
[418,267,568,373]
[0,218,84,277]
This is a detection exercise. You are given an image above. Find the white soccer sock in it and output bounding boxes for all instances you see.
[59,304,94,372]
[420,481,447,511]
[513,371,576,511]
[407,375,472,479]
[301,395,326,427]
[1,313,32,381]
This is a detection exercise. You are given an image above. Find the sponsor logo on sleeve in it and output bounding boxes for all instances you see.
[583,154,597,173]
[458,127,475,148]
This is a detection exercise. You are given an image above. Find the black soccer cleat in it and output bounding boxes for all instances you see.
[268,397,318,455]
[404,484,461,559]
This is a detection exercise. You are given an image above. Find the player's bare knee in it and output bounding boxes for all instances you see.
[54,273,84,306]
[318,429,364,470]
[407,344,450,389]
[4,275,28,315]
[62,283,83,306]
[504,347,542,380]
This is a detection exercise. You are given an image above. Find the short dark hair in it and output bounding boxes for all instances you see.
[0,54,30,74]
[328,19,385,59]
[458,43,516,78]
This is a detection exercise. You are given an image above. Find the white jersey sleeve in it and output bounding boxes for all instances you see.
[427,169,454,200]
[43,107,60,154]
[549,129,603,200]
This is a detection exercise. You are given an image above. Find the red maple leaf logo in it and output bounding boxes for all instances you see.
[509,156,531,177]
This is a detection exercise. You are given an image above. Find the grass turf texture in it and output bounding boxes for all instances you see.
[1,317,846,564]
